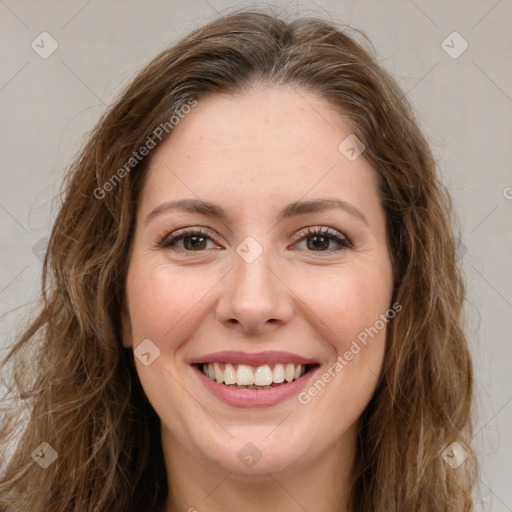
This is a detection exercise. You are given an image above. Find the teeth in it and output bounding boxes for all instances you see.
[203,362,309,387]
[272,364,285,383]
[213,362,223,383]
[236,364,254,385]
[224,363,236,385]
[284,363,295,383]
[254,365,272,386]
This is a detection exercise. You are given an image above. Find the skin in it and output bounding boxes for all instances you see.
[121,84,394,512]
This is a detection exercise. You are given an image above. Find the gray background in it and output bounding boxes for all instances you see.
[1,0,511,510]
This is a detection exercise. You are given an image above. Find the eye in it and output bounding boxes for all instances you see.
[158,226,351,254]
[292,226,351,252]
[159,227,221,252]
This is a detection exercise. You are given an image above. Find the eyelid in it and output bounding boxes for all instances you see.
[291,225,352,248]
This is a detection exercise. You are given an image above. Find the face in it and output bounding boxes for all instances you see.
[122,85,394,477]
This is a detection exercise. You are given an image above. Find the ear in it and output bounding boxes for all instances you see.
[120,305,133,348]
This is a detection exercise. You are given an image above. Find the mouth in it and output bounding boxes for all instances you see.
[190,351,320,407]
[195,362,317,389]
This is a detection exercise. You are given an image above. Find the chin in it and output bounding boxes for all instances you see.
[194,425,315,476]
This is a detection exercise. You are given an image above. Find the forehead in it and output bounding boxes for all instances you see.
[140,86,381,221]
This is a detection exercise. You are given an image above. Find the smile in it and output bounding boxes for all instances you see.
[190,351,320,407]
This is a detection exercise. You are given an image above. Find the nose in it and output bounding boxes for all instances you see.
[215,248,293,335]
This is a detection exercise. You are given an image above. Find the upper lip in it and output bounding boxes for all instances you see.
[189,350,318,366]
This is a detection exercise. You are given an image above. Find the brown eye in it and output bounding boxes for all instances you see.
[294,226,351,252]
[160,228,219,251]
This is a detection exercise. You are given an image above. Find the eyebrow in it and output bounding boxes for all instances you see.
[145,198,368,226]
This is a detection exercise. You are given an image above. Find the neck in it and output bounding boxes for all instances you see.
[162,425,357,512]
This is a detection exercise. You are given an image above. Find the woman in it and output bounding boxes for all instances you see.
[0,8,477,511]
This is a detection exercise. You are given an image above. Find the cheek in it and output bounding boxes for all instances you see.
[291,263,393,352]
[125,259,218,344]
[291,267,392,421]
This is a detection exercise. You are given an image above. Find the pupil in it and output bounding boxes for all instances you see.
[185,236,206,250]
[308,236,329,251]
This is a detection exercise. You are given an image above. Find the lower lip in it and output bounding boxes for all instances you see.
[193,365,319,408]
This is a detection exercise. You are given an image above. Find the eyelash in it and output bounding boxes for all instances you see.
[158,226,352,254]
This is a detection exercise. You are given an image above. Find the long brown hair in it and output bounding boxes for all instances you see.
[0,7,477,511]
